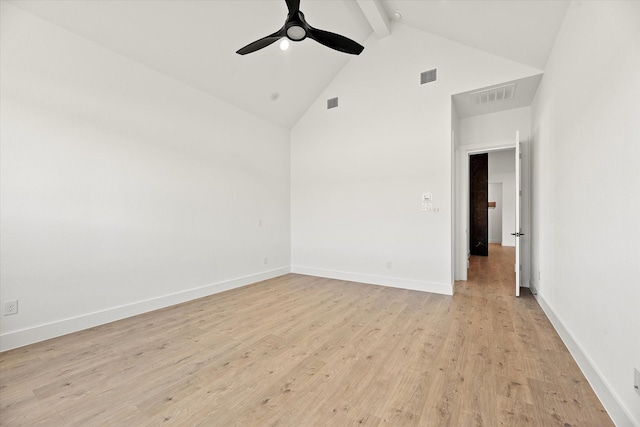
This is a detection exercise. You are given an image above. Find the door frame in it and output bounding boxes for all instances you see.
[454,139,518,282]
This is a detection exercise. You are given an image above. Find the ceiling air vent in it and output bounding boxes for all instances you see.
[420,69,437,85]
[327,97,339,109]
[471,83,517,105]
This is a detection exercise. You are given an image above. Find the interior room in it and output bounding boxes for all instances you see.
[1,1,638,425]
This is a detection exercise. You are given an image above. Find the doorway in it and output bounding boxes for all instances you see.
[454,141,528,296]
[468,149,516,254]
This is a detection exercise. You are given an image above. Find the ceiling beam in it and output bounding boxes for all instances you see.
[356,0,391,39]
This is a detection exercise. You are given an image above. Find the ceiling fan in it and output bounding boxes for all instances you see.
[236,0,364,56]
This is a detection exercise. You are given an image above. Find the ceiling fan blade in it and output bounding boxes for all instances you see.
[285,0,300,15]
[307,27,364,55]
[236,30,285,55]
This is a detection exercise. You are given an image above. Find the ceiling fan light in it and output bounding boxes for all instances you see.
[287,25,306,41]
[280,39,290,50]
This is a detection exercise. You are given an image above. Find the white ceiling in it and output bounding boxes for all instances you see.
[7,0,570,129]
[383,1,569,71]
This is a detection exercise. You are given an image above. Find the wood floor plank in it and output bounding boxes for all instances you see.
[0,245,613,426]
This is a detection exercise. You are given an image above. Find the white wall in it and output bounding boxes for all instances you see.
[531,1,640,425]
[488,183,502,243]
[0,3,291,351]
[489,150,516,247]
[291,22,541,295]
[459,107,531,147]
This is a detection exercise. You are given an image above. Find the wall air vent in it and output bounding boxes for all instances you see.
[471,83,517,105]
[420,69,437,85]
[327,97,339,109]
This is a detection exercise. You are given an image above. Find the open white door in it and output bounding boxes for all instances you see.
[514,132,521,297]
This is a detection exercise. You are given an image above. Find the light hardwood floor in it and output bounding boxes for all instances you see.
[0,245,612,426]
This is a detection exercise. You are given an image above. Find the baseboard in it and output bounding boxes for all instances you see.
[532,292,637,427]
[291,266,453,296]
[0,267,290,352]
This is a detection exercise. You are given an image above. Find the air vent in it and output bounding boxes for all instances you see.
[327,97,339,109]
[420,69,437,85]
[471,83,516,105]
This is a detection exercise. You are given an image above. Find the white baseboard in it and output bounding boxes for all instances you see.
[532,292,637,427]
[291,266,453,296]
[0,267,290,352]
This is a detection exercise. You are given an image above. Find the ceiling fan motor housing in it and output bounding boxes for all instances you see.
[285,13,307,41]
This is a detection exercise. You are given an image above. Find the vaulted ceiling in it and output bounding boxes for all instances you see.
[7,0,570,128]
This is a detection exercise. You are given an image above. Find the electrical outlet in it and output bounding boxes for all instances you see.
[386,261,392,270]
[264,257,268,265]
[4,300,18,316]
[634,367,640,395]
